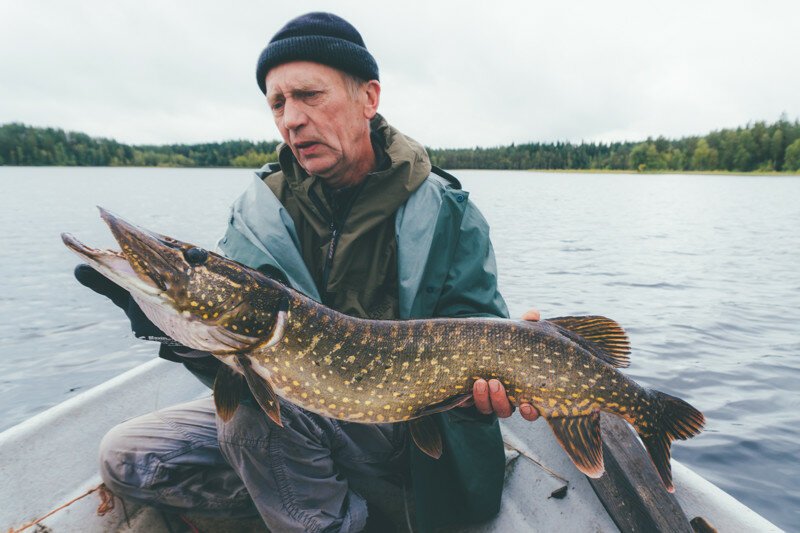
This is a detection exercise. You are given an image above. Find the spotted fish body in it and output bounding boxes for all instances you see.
[251,296,633,425]
[62,208,705,493]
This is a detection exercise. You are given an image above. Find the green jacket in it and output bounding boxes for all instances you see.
[218,131,509,531]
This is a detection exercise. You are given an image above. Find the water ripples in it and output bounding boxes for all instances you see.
[461,170,800,530]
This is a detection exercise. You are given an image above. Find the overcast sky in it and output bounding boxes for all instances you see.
[1,0,798,148]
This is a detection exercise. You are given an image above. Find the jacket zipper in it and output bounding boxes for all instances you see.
[308,181,365,303]
[322,221,339,297]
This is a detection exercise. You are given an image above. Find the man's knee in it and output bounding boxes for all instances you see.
[98,420,149,497]
[217,404,376,532]
[98,405,207,500]
[217,401,328,452]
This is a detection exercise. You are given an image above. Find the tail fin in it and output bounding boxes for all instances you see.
[637,390,705,492]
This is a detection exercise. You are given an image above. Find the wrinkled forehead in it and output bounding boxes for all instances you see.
[264,61,346,97]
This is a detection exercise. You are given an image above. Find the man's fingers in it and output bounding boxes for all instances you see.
[519,403,540,421]
[488,379,514,418]
[74,264,130,309]
[522,308,541,321]
[473,379,493,415]
[474,379,537,420]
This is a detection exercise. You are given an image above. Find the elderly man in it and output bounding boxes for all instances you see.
[81,12,540,533]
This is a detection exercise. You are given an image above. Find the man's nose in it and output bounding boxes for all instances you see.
[281,100,307,131]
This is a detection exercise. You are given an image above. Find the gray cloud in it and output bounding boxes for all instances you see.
[1,0,798,148]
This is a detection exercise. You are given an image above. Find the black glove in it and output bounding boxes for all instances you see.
[73,263,186,348]
[74,263,221,387]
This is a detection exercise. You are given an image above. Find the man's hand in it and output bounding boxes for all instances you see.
[521,308,541,321]
[74,264,185,347]
[473,379,539,420]
[473,307,542,421]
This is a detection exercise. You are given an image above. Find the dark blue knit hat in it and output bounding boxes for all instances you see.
[256,12,379,94]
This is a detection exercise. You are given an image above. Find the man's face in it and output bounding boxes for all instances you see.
[265,62,379,186]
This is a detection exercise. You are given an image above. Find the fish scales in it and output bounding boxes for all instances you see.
[243,292,646,426]
[62,208,705,492]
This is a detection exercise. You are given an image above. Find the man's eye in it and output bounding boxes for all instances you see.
[270,101,284,113]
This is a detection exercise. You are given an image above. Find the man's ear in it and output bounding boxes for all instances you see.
[363,80,381,119]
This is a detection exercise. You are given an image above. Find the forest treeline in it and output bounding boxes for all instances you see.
[2,117,800,172]
[0,123,280,168]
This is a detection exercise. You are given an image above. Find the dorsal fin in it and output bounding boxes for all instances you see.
[547,316,631,368]
[546,411,605,478]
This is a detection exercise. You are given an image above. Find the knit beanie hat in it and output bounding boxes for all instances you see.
[256,12,379,94]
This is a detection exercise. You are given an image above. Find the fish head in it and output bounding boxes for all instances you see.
[62,207,286,354]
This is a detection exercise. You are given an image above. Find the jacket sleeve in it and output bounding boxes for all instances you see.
[433,200,509,320]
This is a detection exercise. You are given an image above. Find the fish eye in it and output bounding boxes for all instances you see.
[184,247,209,265]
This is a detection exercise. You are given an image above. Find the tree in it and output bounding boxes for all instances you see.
[231,150,278,168]
[691,139,719,170]
[629,143,665,171]
[784,139,800,172]
[771,129,785,170]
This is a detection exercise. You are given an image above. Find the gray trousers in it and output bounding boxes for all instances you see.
[99,396,408,533]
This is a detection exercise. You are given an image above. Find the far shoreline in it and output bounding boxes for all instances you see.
[1,165,798,177]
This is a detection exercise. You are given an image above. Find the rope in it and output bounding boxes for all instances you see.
[96,484,116,515]
[8,483,117,533]
[179,514,201,533]
[504,442,570,484]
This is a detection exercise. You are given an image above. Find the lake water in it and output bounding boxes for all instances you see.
[0,167,798,530]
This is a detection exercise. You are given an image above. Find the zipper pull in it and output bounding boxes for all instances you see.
[321,222,340,302]
[327,223,338,261]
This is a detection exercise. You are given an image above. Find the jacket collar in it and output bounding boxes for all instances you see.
[275,114,431,238]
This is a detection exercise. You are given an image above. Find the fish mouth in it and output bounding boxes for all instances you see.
[62,230,163,298]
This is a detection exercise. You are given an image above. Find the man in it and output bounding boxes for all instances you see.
[78,12,539,532]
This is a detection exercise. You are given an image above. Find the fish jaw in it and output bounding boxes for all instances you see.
[62,208,288,354]
[62,232,163,298]
[97,206,190,294]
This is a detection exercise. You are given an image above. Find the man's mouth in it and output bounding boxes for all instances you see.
[295,141,321,155]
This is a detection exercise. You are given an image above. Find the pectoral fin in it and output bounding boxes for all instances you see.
[409,416,443,459]
[262,298,289,349]
[546,411,604,478]
[213,364,244,422]
[416,393,472,417]
[236,355,282,427]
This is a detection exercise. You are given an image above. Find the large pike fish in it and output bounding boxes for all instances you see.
[62,208,704,492]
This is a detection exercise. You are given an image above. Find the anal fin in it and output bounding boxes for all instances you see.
[547,411,605,478]
[547,315,631,368]
[409,416,443,459]
[236,354,283,427]
[213,364,244,422]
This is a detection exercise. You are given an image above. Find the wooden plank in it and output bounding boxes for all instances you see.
[588,414,694,533]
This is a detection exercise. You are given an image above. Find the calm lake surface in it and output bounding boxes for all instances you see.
[1,167,798,530]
